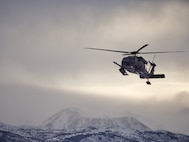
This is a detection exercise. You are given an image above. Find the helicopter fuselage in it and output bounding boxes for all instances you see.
[121,56,148,75]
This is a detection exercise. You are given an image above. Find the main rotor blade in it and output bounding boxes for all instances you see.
[123,50,185,55]
[85,47,130,53]
[136,44,149,53]
[85,47,185,55]
[139,51,185,54]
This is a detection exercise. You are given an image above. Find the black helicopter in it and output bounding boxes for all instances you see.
[85,44,184,85]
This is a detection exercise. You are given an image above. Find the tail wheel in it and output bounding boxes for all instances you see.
[146,80,151,85]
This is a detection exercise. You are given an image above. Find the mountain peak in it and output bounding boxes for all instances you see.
[41,108,151,131]
[57,108,81,117]
[41,108,82,129]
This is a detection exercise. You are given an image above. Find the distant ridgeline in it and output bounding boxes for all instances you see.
[1,108,189,142]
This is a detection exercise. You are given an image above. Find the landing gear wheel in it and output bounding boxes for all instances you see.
[146,80,151,85]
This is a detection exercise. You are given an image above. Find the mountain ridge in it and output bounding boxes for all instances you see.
[40,108,151,131]
[1,108,189,142]
[1,120,189,142]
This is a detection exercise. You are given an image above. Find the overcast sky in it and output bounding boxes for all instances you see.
[0,0,189,135]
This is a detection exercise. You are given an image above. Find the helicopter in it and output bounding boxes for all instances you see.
[85,44,184,85]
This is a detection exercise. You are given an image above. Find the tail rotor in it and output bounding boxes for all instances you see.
[146,55,156,85]
[148,55,156,74]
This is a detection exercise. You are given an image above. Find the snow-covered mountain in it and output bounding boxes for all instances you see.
[1,108,189,142]
[41,108,151,131]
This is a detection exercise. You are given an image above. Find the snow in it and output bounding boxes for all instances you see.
[1,108,189,142]
[41,108,151,131]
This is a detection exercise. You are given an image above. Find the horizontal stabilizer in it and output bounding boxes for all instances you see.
[150,74,165,78]
[140,74,165,79]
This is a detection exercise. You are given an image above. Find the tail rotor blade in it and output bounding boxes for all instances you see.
[152,55,156,63]
[148,55,156,73]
